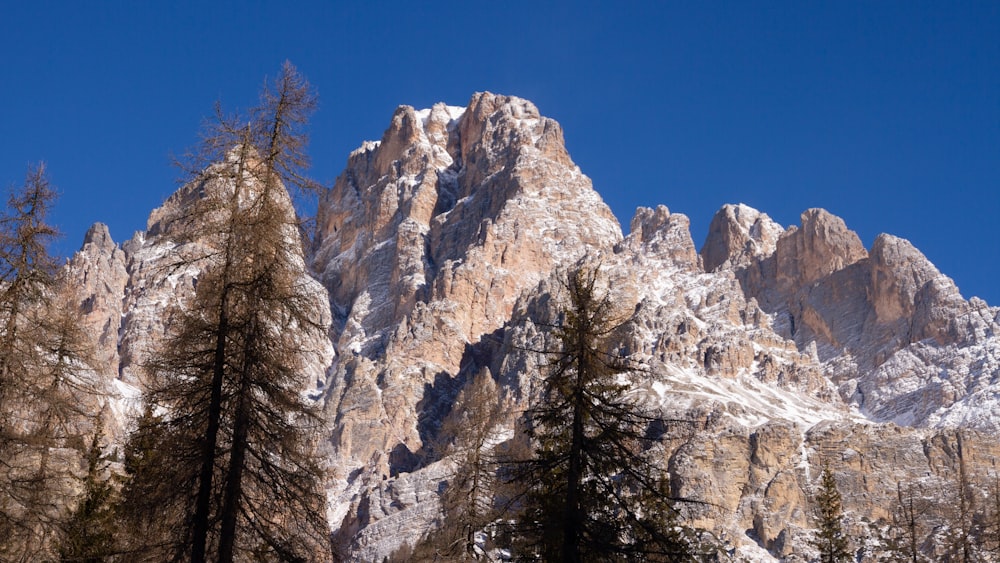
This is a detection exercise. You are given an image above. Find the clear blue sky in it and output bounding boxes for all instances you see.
[2,2,998,304]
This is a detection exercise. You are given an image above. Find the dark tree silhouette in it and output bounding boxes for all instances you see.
[57,414,117,562]
[509,266,695,562]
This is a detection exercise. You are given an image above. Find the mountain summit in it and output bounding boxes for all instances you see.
[65,92,1000,560]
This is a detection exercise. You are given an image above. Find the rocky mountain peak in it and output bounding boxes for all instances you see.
[698,202,1000,435]
[81,222,115,251]
[701,203,784,272]
[775,208,868,292]
[868,233,956,326]
[620,205,700,269]
[52,92,1000,561]
[67,222,127,375]
[312,92,621,487]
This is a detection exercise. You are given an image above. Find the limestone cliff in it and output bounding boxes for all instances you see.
[310,93,621,464]
[311,94,1000,560]
[61,92,1000,561]
[702,205,1000,429]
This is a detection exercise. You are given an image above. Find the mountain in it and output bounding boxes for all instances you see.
[67,92,1000,561]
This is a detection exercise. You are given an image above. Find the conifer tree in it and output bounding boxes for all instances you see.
[120,62,332,562]
[116,403,179,559]
[812,466,851,563]
[417,369,506,560]
[509,266,694,562]
[0,164,102,560]
[0,164,59,441]
[58,414,117,562]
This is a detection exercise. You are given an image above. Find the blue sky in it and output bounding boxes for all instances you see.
[2,2,998,303]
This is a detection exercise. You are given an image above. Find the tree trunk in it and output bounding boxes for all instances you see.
[561,339,587,563]
[218,367,251,563]
[190,294,228,563]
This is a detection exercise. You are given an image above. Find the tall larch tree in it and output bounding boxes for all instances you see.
[0,163,103,560]
[120,62,332,562]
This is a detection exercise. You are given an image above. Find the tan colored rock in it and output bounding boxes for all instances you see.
[43,91,1000,562]
[622,205,701,270]
[118,162,334,393]
[706,203,1000,432]
[265,94,1000,559]
[701,203,784,273]
[868,233,969,342]
[755,470,808,556]
[775,208,868,292]
[660,415,1000,559]
[667,423,751,529]
[316,94,623,552]
[64,223,128,375]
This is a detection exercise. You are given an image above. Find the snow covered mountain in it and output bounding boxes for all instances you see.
[67,92,1000,561]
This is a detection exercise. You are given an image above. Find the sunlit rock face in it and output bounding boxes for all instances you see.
[64,91,1000,561]
[64,160,335,440]
[308,93,1000,560]
[66,222,128,375]
[311,92,622,471]
[702,203,1000,431]
[310,93,629,558]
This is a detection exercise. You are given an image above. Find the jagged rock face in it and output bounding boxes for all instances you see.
[476,208,848,561]
[774,208,868,293]
[62,162,335,403]
[619,204,702,270]
[59,92,1000,561]
[314,94,625,557]
[312,92,621,470]
[665,416,1000,560]
[65,223,128,374]
[702,203,1000,431]
[312,94,1000,560]
[702,203,783,273]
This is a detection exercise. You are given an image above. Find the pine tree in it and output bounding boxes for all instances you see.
[116,402,179,560]
[812,466,851,563]
[509,266,694,562]
[120,62,332,562]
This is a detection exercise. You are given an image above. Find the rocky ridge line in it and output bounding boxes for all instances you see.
[60,92,1000,561]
